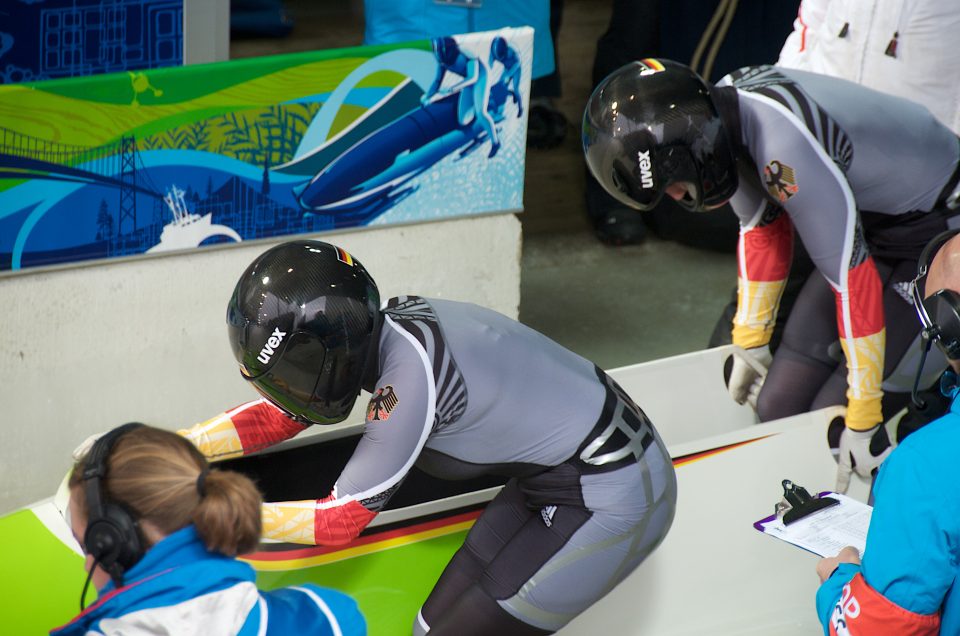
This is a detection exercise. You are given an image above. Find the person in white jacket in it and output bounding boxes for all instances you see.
[778,0,960,135]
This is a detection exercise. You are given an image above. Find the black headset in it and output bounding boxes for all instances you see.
[910,229,960,408]
[913,229,960,358]
[80,422,146,591]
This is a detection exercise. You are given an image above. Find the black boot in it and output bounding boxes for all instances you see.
[526,98,567,150]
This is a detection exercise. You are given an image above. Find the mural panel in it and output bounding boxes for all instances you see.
[0,27,531,272]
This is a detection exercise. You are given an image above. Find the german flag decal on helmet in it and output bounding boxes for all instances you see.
[638,58,666,75]
[335,247,354,266]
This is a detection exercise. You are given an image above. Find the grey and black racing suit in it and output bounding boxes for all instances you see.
[182,296,677,634]
[717,65,960,431]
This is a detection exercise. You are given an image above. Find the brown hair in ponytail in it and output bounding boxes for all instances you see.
[70,426,262,556]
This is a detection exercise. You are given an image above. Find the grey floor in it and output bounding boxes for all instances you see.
[521,232,735,369]
[232,0,737,369]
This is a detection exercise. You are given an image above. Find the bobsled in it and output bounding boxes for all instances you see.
[294,81,516,215]
[0,345,864,635]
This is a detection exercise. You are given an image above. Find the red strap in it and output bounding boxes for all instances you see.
[829,573,940,636]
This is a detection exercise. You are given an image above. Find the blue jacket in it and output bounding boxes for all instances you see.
[51,525,365,636]
[816,372,960,633]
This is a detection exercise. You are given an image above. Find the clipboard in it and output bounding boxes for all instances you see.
[753,482,872,557]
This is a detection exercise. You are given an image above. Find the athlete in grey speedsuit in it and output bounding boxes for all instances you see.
[180,240,677,635]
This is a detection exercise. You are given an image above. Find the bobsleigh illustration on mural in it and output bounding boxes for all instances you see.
[293,35,524,214]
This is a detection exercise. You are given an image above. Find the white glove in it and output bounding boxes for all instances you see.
[726,345,772,409]
[835,424,893,494]
[71,431,106,462]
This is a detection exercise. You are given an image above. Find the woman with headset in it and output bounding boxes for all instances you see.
[52,423,366,636]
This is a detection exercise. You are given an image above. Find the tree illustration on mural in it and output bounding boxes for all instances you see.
[136,103,321,164]
[96,198,114,240]
[262,153,271,195]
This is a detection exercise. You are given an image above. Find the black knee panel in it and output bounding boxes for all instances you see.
[425,585,553,636]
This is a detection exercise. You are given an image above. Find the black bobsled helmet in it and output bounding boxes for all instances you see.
[227,240,381,425]
[582,58,738,212]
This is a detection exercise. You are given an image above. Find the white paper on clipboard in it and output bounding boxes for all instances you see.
[753,492,872,557]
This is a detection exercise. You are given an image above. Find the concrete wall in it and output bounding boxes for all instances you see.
[0,213,521,514]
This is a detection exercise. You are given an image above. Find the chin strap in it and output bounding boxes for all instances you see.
[360,312,385,394]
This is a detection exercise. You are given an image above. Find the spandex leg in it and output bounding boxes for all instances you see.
[425,585,552,635]
[422,453,676,633]
[416,479,534,633]
[756,271,839,422]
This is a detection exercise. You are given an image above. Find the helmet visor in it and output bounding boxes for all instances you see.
[612,152,663,211]
[659,144,738,212]
[658,147,702,211]
[244,332,340,425]
[583,125,665,212]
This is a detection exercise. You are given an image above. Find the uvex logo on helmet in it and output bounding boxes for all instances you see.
[637,150,654,189]
[257,328,287,365]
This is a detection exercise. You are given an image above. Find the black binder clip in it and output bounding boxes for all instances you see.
[777,479,839,525]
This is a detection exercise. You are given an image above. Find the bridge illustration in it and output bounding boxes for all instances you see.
[0,126,162,236]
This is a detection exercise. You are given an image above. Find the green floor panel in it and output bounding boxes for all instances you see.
[0,505,467,635]
[255,530,468,635]
[0,510,92,634]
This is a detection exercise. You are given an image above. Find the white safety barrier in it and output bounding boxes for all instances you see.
[562,409,856,636]
[28,345,869,636]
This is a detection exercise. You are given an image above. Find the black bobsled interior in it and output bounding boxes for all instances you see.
[218,432,507,512]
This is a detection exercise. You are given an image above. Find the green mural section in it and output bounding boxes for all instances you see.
[0,45,426,161]
[25,44,422,106]
[136,103,324,168]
